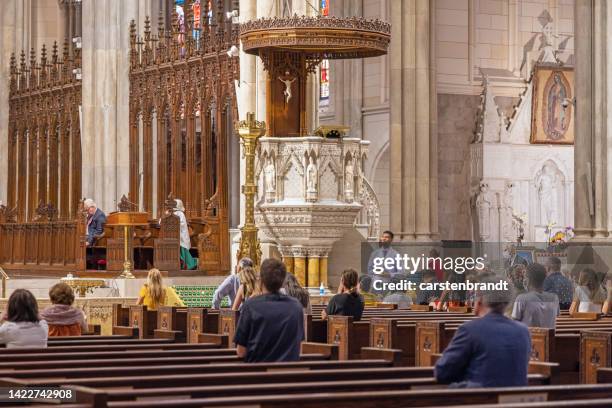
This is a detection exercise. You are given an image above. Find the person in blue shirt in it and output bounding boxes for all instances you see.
[211,258,251,309]
[543,256,573,310]
[435,279,530,387]
[234,258,304,362]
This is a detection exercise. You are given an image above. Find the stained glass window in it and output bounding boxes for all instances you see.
[319,0,330,105]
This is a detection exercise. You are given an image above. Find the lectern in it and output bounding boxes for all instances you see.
[106,212,149,278]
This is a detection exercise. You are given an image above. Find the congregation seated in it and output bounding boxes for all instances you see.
[0,289,48,348]
[435,278,530,387]
[281,273,312,314]
[570,267,610,313]
[40,282,87,336]
[511,263,559,328]
[416,269,441,305]
[137,268,185,311]
[382,274,413,309]
[232,257,259,311]
[322,269,364,321]
[358,275,380,306]
[212,258,245,309]
[234,258,304,362]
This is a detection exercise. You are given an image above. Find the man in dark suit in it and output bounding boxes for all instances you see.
[434,277,530,387]
[84,199,106,247]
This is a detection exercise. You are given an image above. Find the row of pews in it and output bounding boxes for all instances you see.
[1,303,612,407]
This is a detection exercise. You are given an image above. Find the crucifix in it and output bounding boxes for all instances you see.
[278,71,297,106]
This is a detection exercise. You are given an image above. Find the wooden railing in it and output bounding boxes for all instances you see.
[0,219,84,271]
[0,205,224,275]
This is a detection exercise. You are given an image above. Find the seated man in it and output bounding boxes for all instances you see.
[84,199,106,247]
[435,279,530,387]
[512,263,559,328]
[234,258,304,362]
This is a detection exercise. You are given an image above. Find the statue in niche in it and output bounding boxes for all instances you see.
[278,71,297,105]
[264,158,276,202]
[535,162,560,225]
[345,160,355,201]
[306,157,317,193]
[540,22,559,64]
[501,182,515,241]
[473,183,493,241]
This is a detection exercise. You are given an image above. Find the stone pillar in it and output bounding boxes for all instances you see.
[0,0,31,204]
[292,247,307,287]
[573,0,612,239]
[319,255,329,287]
[307,255,320,288]
[255,0,276,124]
[238,0,257,229]
[389,0,438,241]
[81,0,149,213]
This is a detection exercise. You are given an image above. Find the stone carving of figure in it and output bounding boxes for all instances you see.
[535,163,559,225]
[501,182,515,241]
[278,72,297,105]
[540,22,558,64]
[264,160,276,192]
[474,183,492,241]
[345,161,354,194]
[306,157,317,193]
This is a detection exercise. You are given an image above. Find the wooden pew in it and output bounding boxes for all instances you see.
[154,307,187,342]
[198,309,237,347]
[87,384,612,408]
[581,330,612,384]
[113,305,157,339]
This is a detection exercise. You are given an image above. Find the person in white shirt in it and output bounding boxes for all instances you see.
[512,263,559,328]
[0,289,48,348]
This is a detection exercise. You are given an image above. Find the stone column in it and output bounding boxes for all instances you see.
[0,0,31,204]
[389,0,438,241]
[307,254,320,288]
[255,0,276,125]
[292,247,307,287]
[81,0,149,213]
[238,0,257,229]
[573,0,612,239]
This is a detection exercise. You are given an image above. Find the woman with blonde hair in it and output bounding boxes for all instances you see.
[137,269,185,311]
[232,259,260,310]
[570,268,607,313]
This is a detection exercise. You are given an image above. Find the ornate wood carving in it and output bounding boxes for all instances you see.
[129,2,238,274]
[7,41,81,222]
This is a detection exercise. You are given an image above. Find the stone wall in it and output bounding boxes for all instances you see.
[438,93,480,240]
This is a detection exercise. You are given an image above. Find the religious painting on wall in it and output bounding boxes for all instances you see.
[531,65,574,145]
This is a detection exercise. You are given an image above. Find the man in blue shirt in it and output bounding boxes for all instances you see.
[435,279,530,387]
[234,258,304,362]
[543,256,573,310]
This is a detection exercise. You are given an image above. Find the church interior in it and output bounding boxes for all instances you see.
[2,0,612,406]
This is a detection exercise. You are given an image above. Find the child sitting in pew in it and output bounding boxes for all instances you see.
[137,268,185,311]
[0,289,48,348]
[40,282,88,336]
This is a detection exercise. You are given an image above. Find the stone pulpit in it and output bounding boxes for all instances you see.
[256,133,369,288]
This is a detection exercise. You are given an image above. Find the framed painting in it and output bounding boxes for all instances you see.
[531,65,575,145]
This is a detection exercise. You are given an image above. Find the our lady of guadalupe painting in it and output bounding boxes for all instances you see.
[531,66,575,144]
